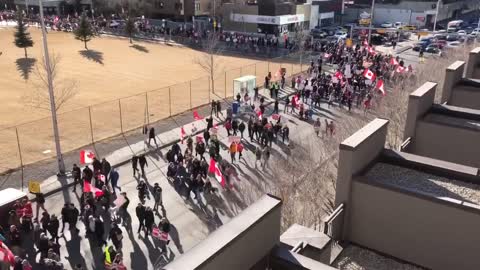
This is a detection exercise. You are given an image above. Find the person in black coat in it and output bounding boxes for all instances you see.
[101,158,111,181]
[148,127,158,147]
[238,121,246,139]
[203,129,210,146]
[47,215,60,243]
[94,217,105,246]
[138,154,148,177]
[136,203,146,234]
[108,224,123,250]
[131,155,139,176]
[82,166,93,183]
[92,157,102,173]
[144,207,154,235]
[72,164,81,192]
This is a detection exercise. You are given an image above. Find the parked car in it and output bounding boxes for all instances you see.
[310,29,327,39]
[333,31,348,39]
[446,34,459,41]
[394,22,405,28]
[447,27,457,33]
[412,42,428,51]
[425,44,440,54]
[419,37,433,45]
[457,30,467,36]
[434,40,447,48]
[446,41,461,48]
[381,22,393,28]
[434,34,447,41]
[370,34,387,45]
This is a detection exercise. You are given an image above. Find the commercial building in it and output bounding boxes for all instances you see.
[344,0,478,28]
[161,48,480,270]
[13,0,92,15]
[220,0,343,33]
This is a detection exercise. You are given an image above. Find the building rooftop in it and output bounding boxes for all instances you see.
[365,162,480,205]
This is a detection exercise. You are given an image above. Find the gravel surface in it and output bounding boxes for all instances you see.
[333,245,423,270]
[366,163,480,205]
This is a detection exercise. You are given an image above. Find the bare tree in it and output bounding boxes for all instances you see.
[195,32,223,95]
[293,26,309,71]
[23,54,77,111]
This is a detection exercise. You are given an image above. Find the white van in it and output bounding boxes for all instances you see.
[447,20,464,30]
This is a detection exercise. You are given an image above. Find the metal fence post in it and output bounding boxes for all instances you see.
[15,127,24,191]
[145,92,150,124]
[118,99,123,133]
[189,81,193,109]
[224,72,227,98]
[168,87,172,116]
[268,61,270,73]
[255,63,257,78]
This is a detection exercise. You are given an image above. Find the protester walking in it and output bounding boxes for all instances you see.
[72,164,81,192]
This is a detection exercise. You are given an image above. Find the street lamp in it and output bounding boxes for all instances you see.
[432,0,441,32]
[367,0,376,44]
[38,0,66,175]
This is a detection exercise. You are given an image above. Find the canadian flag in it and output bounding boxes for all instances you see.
[390,57,399,66]
[367,46,376,55]
[376,79,385,96]
[256,109,263,120]
[83,181,104,198]
[193,110,203,121]
[180,126,186,144]
[209,158,226,188]
[363,69,376,81]
[0,242,15,267]
[395,65,406,73]
[80,150,95,164]
[334,71,344,80]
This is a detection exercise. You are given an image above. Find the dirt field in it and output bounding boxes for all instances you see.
[0,27,302,171]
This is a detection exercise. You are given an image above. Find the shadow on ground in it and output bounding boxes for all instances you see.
[130,44,149,53]
[15,58,37,80]
[79,50,104,65]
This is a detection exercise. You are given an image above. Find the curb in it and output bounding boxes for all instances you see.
[395,45,413,54]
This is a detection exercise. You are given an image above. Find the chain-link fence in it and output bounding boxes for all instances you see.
[0,52,309,177]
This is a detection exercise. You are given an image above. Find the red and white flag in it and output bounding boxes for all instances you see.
[367,46,376,55]
[363,40,369,47]
[334,71,344,81]
[390,57,399,66]
[376,79,385,96]
[83,181,104,197]
[54,16,59,24]
[193,110,203,121]
[323,53,332,59]
[208,158,226,188]
[395,65,406,73]
[80,150,95,164]
[0,242,15,267]
[363,69,376,81]
[180,126,186,144]
[256,109,263,120]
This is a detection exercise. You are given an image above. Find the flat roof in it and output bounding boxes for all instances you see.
[333,245,423,270]
[423,113,480,131]
[364,163,480,205]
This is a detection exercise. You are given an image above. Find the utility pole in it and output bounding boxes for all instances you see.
[38,0,66,175]
[432,0,441,32]
[367,0,376,44]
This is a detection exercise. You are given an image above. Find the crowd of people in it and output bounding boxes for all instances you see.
[0,153,172,270]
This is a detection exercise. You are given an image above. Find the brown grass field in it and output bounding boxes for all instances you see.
[0,27,302,171]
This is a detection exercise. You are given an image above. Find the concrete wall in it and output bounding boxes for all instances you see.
[449,87,480,111]
[412,120,480,168]
[442,61,465,104]
[349,179,480,270]
[403,82,437,141]
[465,47,480,79]
[334,118,389,240]
[163,194,282,270]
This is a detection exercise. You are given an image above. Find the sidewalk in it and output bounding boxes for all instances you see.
[31,86,297,200]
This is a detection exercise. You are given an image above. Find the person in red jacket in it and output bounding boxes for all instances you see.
[237,142,244,160]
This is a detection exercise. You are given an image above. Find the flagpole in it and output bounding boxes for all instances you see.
[39,0,66,175]
[432,0,441,32]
